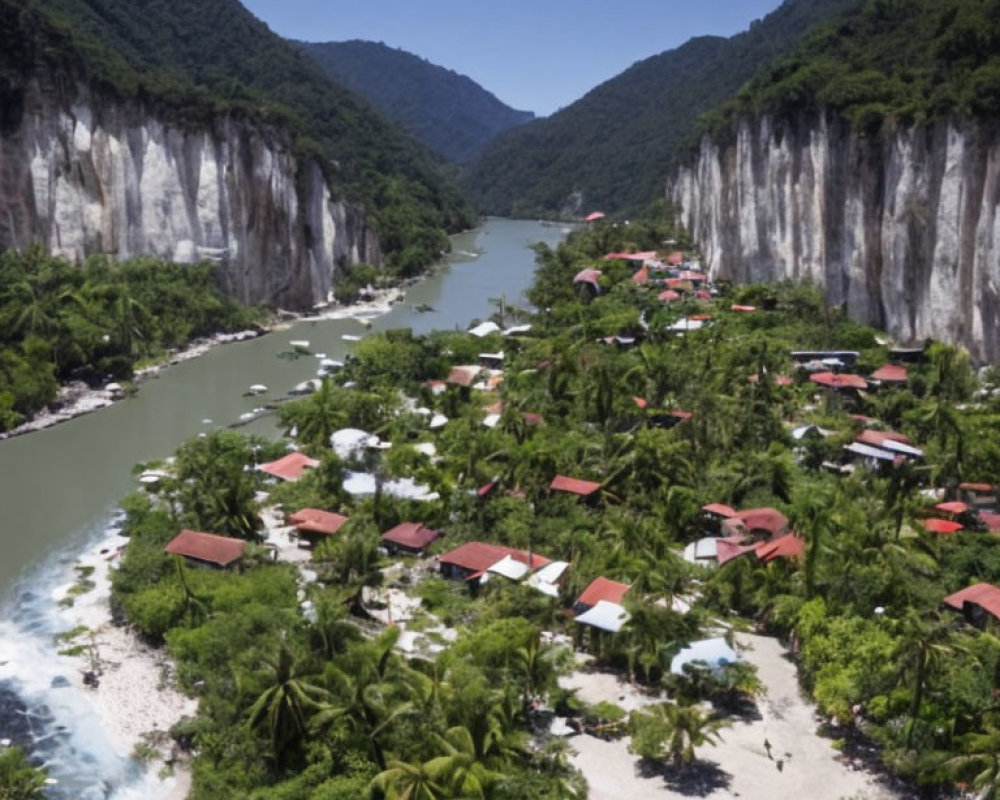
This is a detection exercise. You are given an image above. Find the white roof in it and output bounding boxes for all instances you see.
[880,439,924,457]
[483,413,502,428]
[330,428,380,459]
[844,442,897,462]
[682,537,719,564]
[429,413,449,429]
[530,561,569,585]
[791,424,833,440]
[468,321,501,337]
[412,442,437,458]
[479,351,505,361]
[503,324,533,336]
[488,555,530,580]
[575,600,630,633]
[343,472,438,502]
[668,319,705,332]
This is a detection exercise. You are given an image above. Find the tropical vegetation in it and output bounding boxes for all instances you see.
[109,213,1000,798]
[0,249,264,432]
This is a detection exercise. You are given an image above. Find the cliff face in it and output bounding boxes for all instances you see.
[0,79,381,308]
[670,115,1000,363]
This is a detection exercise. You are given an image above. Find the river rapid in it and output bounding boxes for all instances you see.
[0,218,568,798]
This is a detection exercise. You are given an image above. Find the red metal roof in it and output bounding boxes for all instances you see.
[439,541,550,574]
[666,251,684,266]
[670,410,693,420]
[633,396,649,409]
[755,533,805,563]
[550,475,601,497]
[585,211,605,222]
[731,305,756,313]
[856,429,912,447]
[258,452,320,482]
[477,481,497,498]
[702,503,738,518]
[521,412,544,426]
[573,269,602,285]
[747,373,793,386]
[165,529,245,567]
[810,372,868,391]
[733,508,788,537]
[935,501,970,515]
[381,522,440,551]
[577,577,631,608]
[632,266,650,284]
[604,251,656,261]
[716,537,757,565]
[960,482,995,493]
[944,583,1000,621]
[923,518,964,534]
[980,512,1000,533]
[871,364,908,383]
[447,365,482,387]
[289,508,349,536]
[678,270,707,281]
[658,289,680,301]
[665,278,691,289]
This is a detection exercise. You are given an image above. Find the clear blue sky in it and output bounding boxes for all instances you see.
[240,0,784,116]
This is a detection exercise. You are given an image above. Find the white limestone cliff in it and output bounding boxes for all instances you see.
[0,79,381,308]
[670,114,1000,363]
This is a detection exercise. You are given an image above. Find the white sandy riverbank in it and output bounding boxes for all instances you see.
[563,633,903,800]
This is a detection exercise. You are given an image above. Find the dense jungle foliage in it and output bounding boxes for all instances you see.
[463,0,860,217]
[300,40,534,165]
[4,0,474,276]
[108,215,1000,799]
[0,249,263,432]
[700,0,1000,140]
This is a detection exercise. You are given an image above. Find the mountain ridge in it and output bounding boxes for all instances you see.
[298,39,534,164]
[463,0,863,217]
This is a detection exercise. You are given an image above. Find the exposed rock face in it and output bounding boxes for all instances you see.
[670,114,1000,363]
[0,79,381,308]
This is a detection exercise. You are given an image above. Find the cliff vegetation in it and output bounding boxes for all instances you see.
[6,0,475,277]
[699,0,1000,140]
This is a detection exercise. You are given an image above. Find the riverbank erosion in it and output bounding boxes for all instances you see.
[670,114,1000,363]
[0,76,382,309]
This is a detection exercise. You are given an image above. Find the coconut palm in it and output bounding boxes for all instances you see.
[894,611,960,750]
[246,643,330,762]
[946,721,1000,800]
[628,701,727,766]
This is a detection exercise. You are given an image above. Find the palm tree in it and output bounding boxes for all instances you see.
[945,721,1000,800]
[627,701,727,766]
[894,611,959,750]
[246,643,329,763]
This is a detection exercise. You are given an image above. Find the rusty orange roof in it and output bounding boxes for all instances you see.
[732,507,788,537]
[550,475,601,496]
[165,529,245,567]
[702,503,738,518]
[381,522,440,551]
[810,372,868,391]
[289,508,349,536]
[871,364,908,383]
[440,541,550,574]
[944,583,1000,621]
[577,577,631,608]
[856,429,912,448]
[447,365,482,387]
[666,251,683,266]
[755,533,804,563]
[258,452,319,481]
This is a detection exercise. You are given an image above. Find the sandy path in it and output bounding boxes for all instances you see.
[566,633,900,800]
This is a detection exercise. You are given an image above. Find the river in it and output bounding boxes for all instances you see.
[0,218,568,798]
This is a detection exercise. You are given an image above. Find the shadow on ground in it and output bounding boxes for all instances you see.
[637,758,732,797]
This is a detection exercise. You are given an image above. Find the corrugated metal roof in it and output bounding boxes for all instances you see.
[290,508,349,536]
[258,452,319,482]
[440,541,550,574]
[381,522,440,550]
[165,529,245,567]
[550,475,601,497]
[576,576,631,608]
[944,583,1000,621]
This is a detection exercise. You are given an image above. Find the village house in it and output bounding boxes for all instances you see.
[288,508,349,548]
[257,451,320,482]
[380,522,441,556]
[944,583,1000,630]
[164,529,245,570]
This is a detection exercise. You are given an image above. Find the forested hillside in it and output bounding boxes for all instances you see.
[463,0,861,217]
[700,0,1000,138]
[300,40,534,164]
[15,0,474,275]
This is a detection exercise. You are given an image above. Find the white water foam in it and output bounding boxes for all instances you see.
[0,510,187,800]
